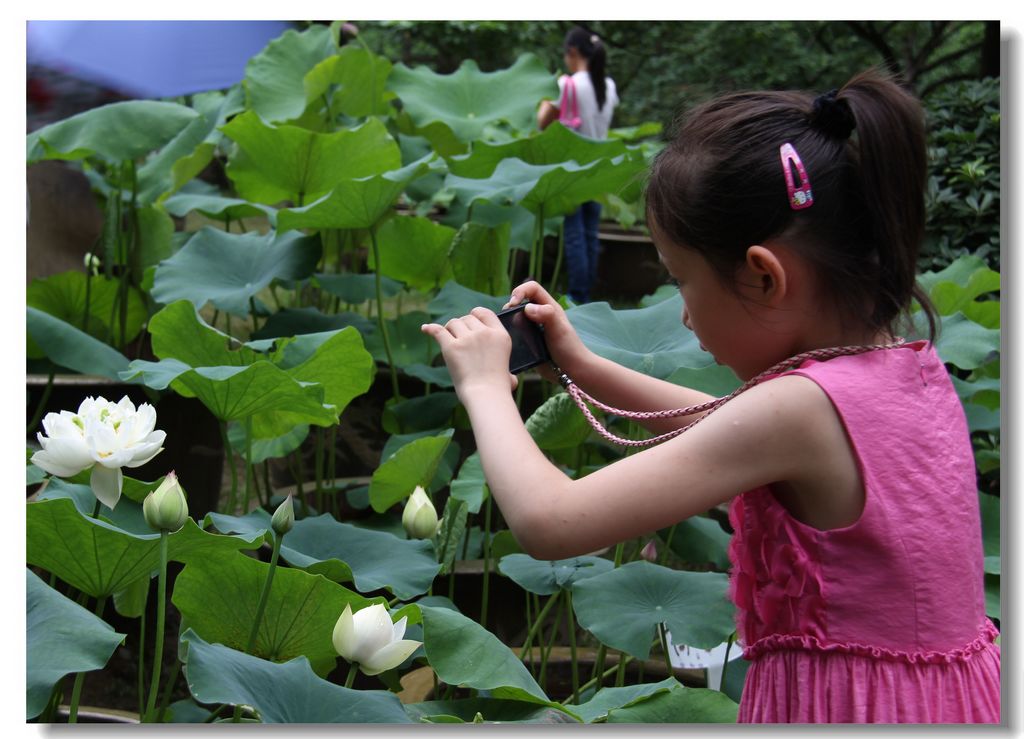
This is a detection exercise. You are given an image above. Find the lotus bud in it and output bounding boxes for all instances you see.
[83,252,101,275]
[271,495,295,536]
[402,486,439,540]
[640,538,658,563]
[143,471,189,533]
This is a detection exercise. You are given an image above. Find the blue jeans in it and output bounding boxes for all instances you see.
[563,201,602,303]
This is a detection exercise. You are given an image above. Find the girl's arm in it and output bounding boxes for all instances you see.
[537,99,559,130]
[422,307,840,560]
[507,281,716,433]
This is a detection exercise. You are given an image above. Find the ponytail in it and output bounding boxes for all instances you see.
[836,70,935,337]
[564,27,608,111]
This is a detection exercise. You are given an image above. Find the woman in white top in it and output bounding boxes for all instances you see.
[538,27,619,303]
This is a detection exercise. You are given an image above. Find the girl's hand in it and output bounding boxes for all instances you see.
[504,281,593,381]
[421,307,518,400]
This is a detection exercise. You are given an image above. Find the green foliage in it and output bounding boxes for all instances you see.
[923,78,1000,271]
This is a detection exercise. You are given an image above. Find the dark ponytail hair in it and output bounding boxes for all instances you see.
[564,26,608,111]
[646,68,937,341]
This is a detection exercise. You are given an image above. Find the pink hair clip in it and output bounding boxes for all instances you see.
[780,142,813,210]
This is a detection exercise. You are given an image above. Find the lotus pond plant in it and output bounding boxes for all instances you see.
[26,21,998,724]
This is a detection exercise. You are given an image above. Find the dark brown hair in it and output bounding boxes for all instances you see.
[565,26,609,111]
[646,68,936,340]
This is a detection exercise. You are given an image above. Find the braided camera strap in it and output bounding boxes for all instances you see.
[555,340,907,448]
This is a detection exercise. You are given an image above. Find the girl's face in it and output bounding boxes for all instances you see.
[655,240,780,381]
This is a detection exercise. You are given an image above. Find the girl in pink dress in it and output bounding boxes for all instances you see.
[421,68,1000,723]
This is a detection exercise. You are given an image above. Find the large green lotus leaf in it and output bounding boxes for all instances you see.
[666,364,742,398]
[37,478,154,533]
[525,392,593,450]
[925,312,1001,370]
[151,228,322,316]
[449,452,488,514]
[384,393,461,436]
[136,89,244,204]
[179,629,412,723]
[571,561,734,658]
[363,311,439,367]
[418,604,570,715]
[27,271,146,357]
[602,679,739,723]
[449,221,511,296]
[658,516,732,570]
[26,569,126,720]
[148,300,261,367]
[445,155,647,219]
[26,498,262,598]
[306,44,396,119]
[568,294,712,379]
[368,215,456,291]
[135,203,177,275]
[405,698,576,724]
[162,191,278,223]
[277,514,439,599]
[379,431,460,492]
[570,678,676,723]
[917,254,998,298]
[243,24,337,124]
[427,281,507,325]
[251,307,373,342]
[277,156,434,233]
[369,430,454,513]
[250,328,374,438]
[498,554,613,596]
[27,307,135,382]
[388,55,555,143]
[122,357,336,426]
[448,122,631,178]
[980,492,1000,575]
[26,100,199,163]
[313,272,403,304]
[223,113,401,205]
[172,550,383,677]
[228,422,309,464]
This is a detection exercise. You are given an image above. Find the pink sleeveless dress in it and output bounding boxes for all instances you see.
[728,340,1000,723]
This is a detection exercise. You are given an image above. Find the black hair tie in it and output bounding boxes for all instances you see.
[811,89,856,140]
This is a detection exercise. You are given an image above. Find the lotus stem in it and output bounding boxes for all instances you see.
[202,704,228,723]
[659,524,678,566]
[615,651,628,688]
[145,532,169,721]
[243,416,254,514]
[249,296,260,332]
[27,372,55,437]
[314,428,325,513]
[658,623,675,682]
[369,226,401,404]
[137,601,147,718]
[519,592,559,665]
[344,662,359,689]
[718,632,736,692]
[157,661,180,721]
[41,678,64,722]
[589,643,607,688]
[219,421,238,515]
[613,541,625,568]
[566,591,579,703]
[576,653,634,700]
[480,496,493,629]
[538,592,564,692]
[246,533,283,654]
[67,596,107,723]
[549,220,565,295]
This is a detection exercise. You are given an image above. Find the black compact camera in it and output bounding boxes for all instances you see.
[496,302,551,374]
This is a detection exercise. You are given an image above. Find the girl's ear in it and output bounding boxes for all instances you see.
[744,245,788,305]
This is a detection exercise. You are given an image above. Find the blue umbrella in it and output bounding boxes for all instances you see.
[26,20,294,99]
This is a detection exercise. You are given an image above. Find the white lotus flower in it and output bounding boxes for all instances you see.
[31,395,166,509]
[402,486,439,540]
[332,603,421,676]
